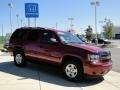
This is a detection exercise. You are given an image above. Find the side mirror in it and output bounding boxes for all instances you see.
[50,38,58,43]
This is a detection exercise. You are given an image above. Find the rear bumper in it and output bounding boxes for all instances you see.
[83,61,112,78]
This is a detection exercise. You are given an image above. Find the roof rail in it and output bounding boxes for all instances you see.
[18,27,45,30]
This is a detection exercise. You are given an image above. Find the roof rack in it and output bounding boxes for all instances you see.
[18,27,45,30]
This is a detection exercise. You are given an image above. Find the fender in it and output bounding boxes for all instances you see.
[60,53,85,64]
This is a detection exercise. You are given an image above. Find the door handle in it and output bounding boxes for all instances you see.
[39,45,43,48]
[45,49,49,52]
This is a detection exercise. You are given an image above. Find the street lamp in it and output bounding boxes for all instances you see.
[21,19,23,27]
[99,21,104,38]
[8,3,13,33]
[91,0,100,44]
[68,18,74,33]
[23,22,26,27]
[16,14,19,28]
[1,24,3,43]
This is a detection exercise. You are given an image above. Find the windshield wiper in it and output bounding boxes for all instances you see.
[69,42,76,43]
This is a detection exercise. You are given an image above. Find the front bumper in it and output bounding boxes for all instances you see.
[83,61,112,78]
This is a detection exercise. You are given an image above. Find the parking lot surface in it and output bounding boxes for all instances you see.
[0,55,120,90]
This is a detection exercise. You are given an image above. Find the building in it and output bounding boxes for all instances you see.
[112,26,120,39]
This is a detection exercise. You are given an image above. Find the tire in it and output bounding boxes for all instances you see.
[14,51,27,67]
[62,60,83,81]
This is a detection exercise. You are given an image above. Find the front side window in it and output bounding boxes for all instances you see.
[39,31,58,43]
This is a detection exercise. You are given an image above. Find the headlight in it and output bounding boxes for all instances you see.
[88,54,100,62]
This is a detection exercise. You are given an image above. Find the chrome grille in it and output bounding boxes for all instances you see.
[99,51,111,63]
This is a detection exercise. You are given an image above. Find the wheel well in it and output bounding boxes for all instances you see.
[13,47,24,55]
[62,55,83,69]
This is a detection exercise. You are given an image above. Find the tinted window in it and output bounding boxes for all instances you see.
[11,29,27,39]
[27,30,39,41]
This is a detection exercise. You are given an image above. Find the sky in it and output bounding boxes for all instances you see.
[0,0,120,35]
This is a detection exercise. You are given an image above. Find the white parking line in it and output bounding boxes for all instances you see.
[116,46,120,48]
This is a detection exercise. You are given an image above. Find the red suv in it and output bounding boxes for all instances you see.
[8,27,112,81]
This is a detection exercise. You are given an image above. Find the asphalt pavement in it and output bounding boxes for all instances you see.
[0,53,120,90]
[107,48,120,72]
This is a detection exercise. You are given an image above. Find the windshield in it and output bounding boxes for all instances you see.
[57,32,84,44]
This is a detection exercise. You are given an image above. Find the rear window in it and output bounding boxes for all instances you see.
[11,29,27,39]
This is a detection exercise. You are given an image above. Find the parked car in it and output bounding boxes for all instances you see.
[3,41,9,49]
[7,27,112,81]
[92,38,111,44]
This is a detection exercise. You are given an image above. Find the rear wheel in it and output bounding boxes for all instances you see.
[62,60,83,81]
[14,51,27,67]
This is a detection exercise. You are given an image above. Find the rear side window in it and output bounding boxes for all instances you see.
[11,29,27,39]
[27,30,39,41]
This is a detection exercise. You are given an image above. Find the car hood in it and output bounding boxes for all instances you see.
[68,43,106,53]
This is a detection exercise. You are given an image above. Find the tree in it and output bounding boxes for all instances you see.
[103,19,114,39]
[85,25,93,42]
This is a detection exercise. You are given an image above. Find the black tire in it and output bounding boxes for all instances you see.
[14,51,27,67]
[62,60,83,81]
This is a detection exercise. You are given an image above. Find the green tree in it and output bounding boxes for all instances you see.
[85,25,93,42]
[0,36,5,44]
[103,19,114,39]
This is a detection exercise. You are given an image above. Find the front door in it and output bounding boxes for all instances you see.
[37,31,62,63]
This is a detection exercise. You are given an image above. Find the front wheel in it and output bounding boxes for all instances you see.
[14,51,26,67]
[62,60,83,81]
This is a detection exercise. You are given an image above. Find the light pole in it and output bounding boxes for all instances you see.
[8,3,13,33]
[34,18,36,27]
[16,14,19,28]
[68,18,74,33]
[99,20,105,38]
[23,23,26,27]
[91,0,100,44]
[21,19,23,27]
[1,24,3,43]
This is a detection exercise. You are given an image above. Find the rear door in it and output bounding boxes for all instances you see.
[24,29,40,58]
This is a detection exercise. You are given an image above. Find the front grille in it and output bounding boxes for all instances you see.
[101,59,110,63]
[99,51,111,63]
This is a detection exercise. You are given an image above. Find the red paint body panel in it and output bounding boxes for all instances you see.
[83,61,112,77]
